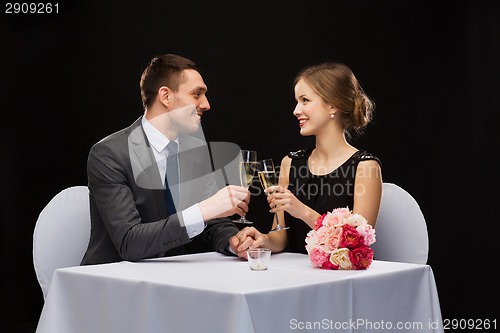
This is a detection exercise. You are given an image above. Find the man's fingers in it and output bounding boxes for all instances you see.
[227,186,250,208]
[230,235,240,248]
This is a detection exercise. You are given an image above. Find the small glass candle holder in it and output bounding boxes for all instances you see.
[247,248,271,270]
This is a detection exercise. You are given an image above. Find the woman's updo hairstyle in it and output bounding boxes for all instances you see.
[294,62,375,137]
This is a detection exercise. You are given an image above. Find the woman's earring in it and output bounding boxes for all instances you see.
[330,113,335,119]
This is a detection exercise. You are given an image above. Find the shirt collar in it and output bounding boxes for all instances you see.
[141,116,178,154]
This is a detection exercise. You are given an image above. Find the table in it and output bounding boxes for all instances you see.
[36,252,443,333]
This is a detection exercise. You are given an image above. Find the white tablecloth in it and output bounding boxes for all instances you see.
[36,252,443,333]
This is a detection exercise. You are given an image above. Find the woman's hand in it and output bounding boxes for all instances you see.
[229,227,268,259]
[265,185,320,229]
[265,185,305,218]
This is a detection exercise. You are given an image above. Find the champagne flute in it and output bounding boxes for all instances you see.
[233,150,257,224]
[258,159,289,232]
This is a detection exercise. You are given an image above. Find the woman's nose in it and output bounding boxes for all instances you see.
[293,104,301,116]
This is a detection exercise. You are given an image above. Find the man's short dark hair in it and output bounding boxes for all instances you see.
[140,54,199,110]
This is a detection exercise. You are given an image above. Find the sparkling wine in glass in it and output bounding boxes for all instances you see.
[258,159,289,232]
[233,150,257,224]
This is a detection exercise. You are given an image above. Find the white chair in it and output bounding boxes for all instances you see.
[371,182,429,264]
[33,186,91,299]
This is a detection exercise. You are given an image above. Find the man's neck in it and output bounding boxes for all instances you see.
[144,109,178,140]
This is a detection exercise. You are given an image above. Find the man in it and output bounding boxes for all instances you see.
[81,54,251,265]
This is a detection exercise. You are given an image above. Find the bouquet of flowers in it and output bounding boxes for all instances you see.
[305,207,376,270]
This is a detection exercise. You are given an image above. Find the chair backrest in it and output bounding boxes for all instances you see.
[371,182,429,264]
[33,186,91,299]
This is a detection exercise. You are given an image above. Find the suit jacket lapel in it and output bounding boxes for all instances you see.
[128,118,167,216]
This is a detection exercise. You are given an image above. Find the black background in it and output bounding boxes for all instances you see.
[2,0,499,332]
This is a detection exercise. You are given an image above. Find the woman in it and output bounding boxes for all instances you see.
[234,62,382,255]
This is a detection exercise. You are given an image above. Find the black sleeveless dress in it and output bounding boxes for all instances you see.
[285,149,381,254]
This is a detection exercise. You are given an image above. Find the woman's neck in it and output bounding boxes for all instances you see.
[314,130,353,159]
[308,131,357,175]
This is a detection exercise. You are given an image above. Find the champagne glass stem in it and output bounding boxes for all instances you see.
[270,212,288,232]
[258,159,289,232]
[233,150,256,224]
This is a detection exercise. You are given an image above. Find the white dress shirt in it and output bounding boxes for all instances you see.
[141,116,205,238]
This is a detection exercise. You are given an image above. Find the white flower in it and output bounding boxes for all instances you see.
[305,230,317,253]
[330,248,353,270]
[346,213,367,227]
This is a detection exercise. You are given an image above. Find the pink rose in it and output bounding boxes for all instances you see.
[322,212,344,227]
[339,225,363,249]
[349,245,374,270]
[315,226,331,245]
[323,227,343,253]
[309,247,329,268]
[332,207,351,218]
[356,224,376,246]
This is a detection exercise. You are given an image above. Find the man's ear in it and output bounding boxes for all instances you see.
[158,86,173,108]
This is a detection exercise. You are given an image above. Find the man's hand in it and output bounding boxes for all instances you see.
[198,185,250,221]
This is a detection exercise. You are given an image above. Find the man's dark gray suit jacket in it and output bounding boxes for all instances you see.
[81,117,239,265]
